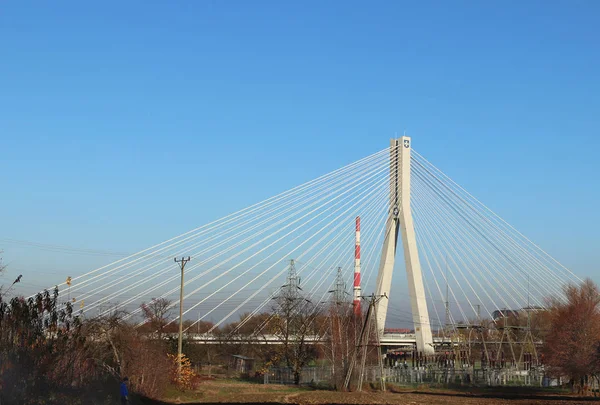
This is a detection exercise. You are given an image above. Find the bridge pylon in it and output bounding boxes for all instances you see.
[374,136,434,354]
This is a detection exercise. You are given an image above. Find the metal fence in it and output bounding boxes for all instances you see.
[263,367,333,385]
[382,366,547,386]
[264,365,555,387]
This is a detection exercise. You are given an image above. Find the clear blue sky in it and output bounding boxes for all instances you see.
[1,1,599,294]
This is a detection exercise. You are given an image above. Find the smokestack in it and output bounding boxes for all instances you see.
[353,216,361,316]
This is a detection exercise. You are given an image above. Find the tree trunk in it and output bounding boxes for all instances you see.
[294,369,301,385]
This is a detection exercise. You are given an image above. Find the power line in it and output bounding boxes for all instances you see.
[0,237,131,257]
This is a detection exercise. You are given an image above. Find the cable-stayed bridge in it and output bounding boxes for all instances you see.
[39,137,581,354]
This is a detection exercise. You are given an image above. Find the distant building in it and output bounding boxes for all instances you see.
[231,355,254,373]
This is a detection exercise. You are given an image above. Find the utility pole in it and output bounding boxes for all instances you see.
[174,256,191,382]
[344,294,386,392]
[328,266,348,386]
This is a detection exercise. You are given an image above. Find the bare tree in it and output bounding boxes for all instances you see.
[323,301,356,389]
[140,297,173,340]
[83,308,171,397]
[0,251,19,298]
[270,287,325,384]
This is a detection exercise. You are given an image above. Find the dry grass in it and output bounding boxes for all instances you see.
[159,379,596,405]
[163,379,308,403]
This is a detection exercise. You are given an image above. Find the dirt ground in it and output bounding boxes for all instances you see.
[154,380,600,405]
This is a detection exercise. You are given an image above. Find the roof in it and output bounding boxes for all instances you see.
[231,355,254,360]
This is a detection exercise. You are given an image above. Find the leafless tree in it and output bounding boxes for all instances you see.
[83,308,171,397]
[140,297,173,340]
[270,287,325,384]
[0,251,20,298]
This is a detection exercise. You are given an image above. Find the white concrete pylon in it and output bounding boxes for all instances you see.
[375,136,434,354]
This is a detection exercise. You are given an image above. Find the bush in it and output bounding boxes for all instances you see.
[168,353,200,390]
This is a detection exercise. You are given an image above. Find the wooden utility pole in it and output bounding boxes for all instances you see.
[174,256,191,382]
[343,294,386,392]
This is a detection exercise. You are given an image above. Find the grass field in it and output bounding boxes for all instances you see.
[147,379,599,405]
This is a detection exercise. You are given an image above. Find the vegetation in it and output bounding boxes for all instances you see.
[542,278,600,393]
[0,288,174,403]
[269,284,326,385]
[0,256,331,402]
[4,242,600,403]
[0,258,180,403]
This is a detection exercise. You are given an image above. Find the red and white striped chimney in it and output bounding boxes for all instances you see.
[353,216,361,316]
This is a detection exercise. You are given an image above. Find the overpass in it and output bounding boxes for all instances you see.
[176,332,451,347]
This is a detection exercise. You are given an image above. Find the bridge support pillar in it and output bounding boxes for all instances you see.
[375,136,434,354]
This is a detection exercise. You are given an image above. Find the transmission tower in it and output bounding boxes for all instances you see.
[282,259,301,298]
[329,267,347,304]
[518,274,538,370]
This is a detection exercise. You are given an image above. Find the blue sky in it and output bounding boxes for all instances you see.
[0,1,599,296]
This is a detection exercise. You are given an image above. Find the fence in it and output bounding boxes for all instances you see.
[382,366,547,386]
[264,365,554,387]
[263,366,333,385]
